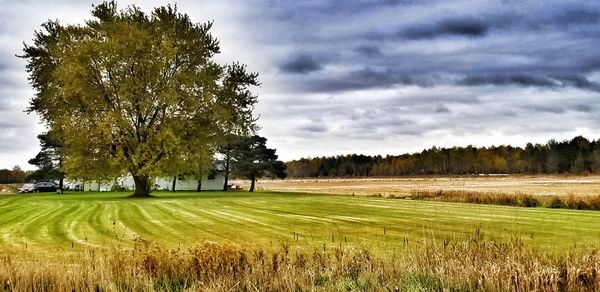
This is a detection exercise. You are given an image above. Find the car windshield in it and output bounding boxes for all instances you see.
[22,183,35,188]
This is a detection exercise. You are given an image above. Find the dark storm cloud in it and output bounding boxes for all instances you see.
[296,123,328,133]
[573,104,593,113]
[434,104,450,113]
[354,45,381,57]
[459,74,557,88]
[401,17,489,39]
[458,74,600,92]
[280,54,322,74]
[556,75,600,92]
[301,68,419,92]
[263,1,600,96]
[267,0,431,22]
[551,7,600,26]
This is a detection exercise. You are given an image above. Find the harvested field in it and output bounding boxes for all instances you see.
[240,175,600,197]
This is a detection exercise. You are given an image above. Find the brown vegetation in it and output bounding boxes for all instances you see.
[395,190,600,211]
[0,184,19,194]
[0,234,599,291]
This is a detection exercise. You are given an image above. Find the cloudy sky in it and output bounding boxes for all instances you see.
[1,0,600,169]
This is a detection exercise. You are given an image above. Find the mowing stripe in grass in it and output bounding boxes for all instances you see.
[1,191,600,252]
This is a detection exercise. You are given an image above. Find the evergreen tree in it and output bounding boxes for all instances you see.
[28,130,65,193]
[230,135,285,192]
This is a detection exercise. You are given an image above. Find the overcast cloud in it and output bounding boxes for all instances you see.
[1,0,599,169]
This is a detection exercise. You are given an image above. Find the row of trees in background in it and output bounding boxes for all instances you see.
[287,136,600,177]
[0,166,31,184]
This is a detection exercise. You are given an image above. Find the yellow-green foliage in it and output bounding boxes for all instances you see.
[21,2,259,195]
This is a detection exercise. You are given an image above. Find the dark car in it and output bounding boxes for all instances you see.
[34,182,58,192]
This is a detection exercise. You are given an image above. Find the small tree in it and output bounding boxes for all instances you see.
[230,135,286,192]
[28,130,65,193]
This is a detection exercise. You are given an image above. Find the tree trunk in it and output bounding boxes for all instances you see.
[171,176,177,192]
[58,158,64,194]
[132,175,151,197]
[196,177,202,192]
[58,175,64,194]
[223,147,230,191]
[249,176,256,192]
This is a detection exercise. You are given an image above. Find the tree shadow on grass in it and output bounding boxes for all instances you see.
[41,191,315,202]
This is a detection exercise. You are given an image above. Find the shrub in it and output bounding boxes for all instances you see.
[547,196,563,208]
[566,194,589,210]
[520,195,540,207]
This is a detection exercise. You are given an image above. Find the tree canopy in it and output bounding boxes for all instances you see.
[21,1,258,196]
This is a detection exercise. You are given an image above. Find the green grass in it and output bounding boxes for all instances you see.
[0,191,599,253]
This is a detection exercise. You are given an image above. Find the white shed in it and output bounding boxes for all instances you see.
[82,174,225,192]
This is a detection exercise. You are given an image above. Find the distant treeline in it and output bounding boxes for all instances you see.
[286,136,600,177]
[0,166,30,183]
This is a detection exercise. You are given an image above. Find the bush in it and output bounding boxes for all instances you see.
[566,194,589,210]
[547,196,563,208]
[585,196,600,210]
[520,195,540,207]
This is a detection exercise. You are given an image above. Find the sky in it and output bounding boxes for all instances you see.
[1,0,600,169]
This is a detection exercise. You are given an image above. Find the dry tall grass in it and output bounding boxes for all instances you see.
[0,184,19,194]
[399,189,600,211]
[0,233,598,291]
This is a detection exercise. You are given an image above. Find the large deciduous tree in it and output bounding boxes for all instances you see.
[230,135,286,192]
[21,2,258,197]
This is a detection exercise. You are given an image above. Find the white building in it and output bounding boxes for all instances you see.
[82,174,225,192]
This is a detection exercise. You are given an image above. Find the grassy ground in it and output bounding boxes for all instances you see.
[0,191,599,253]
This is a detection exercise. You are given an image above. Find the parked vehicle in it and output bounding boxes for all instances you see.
[18,183,36,194]
[34,182,58,192]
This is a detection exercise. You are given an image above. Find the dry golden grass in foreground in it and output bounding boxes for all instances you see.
[241,175,600,197]
[1,233,599,291]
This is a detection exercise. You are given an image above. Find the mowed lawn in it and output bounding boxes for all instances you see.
[0,191,599,252]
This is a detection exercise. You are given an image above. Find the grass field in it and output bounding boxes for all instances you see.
[242,175,600,197]
[1,191,599,253]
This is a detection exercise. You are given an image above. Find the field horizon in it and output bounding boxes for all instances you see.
[238,174,600,197]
